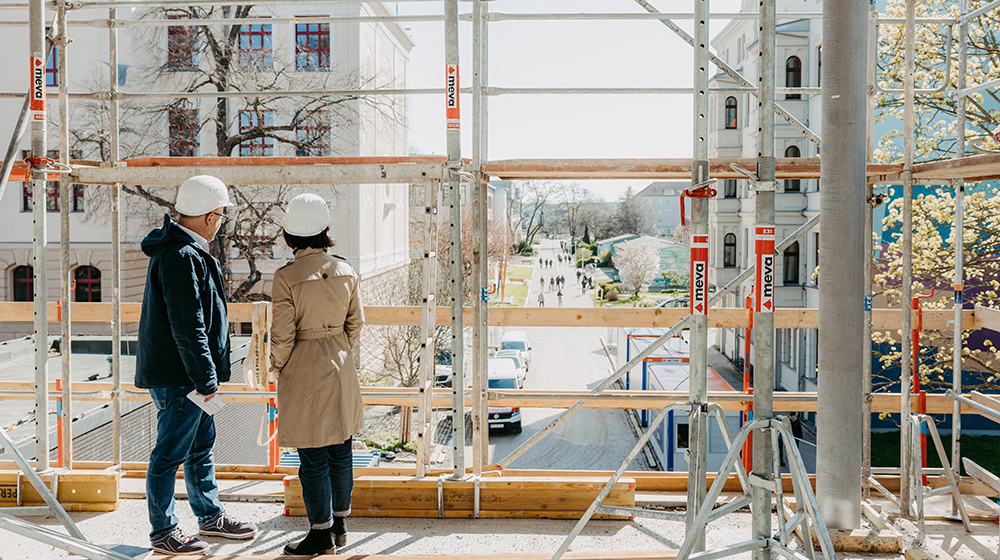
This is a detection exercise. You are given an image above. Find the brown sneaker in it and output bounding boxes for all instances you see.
[151,528,210,555]
[198,512,258,540]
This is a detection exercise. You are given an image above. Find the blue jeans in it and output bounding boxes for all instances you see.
[298,438,354,529]
[146,386,224,540]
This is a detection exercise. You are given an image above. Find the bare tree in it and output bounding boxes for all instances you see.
[515,180,563,247]
[613,240,661,297]
[611,186,655,237]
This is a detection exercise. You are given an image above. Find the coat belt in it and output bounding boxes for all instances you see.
[295,325,345,340]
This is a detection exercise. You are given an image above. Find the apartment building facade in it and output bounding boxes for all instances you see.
[0,2,413,340]
[707,0,822,392]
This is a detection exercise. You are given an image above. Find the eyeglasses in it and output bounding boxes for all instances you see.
[211,212,228,223]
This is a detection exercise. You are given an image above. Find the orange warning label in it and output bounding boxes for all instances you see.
[690,235,708,315]
[755,226,775,312]
[446,64,459,130]
[30,55,45,122]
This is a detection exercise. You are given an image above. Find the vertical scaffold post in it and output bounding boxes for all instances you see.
[899,0,916,517]
[416,180,440,476]
[951,0,968,516]
[57,4,72,470]
[685,0,710,552]
[444,0,466,479]
[817,0,868,529]
[109,5,123,466]
[470,0,487,480]
[863,1,878,501]
[29,0,49,473]
[751,1,776,556]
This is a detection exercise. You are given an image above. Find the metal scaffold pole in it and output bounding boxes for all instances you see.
[899,0,916,517]
[57,4,72,470]
[951,0,968,516]
[817,0,868,529]
[862,1,878,501]
[751,0,776,556]
[685,0,710,552]
[29,0,50,473]
[444,0,466,479]
[109,6,122,465]
[471,0,487,479]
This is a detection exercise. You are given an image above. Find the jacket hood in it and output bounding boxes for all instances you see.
[141,214,196,257]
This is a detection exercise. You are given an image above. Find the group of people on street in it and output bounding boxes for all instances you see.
[136,176,363,556]
[538,258,556,268]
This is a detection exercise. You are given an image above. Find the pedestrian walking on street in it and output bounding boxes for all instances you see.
[557,290,564,307]
[136,176,257,555]
[576,270,581,282]
[538,292,546,307]
[550,277,555,291]
[539,276,545,290]
[271,195,365,555]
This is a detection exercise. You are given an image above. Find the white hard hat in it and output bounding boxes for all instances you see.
[175,175,234,216]
[283,193,331,237]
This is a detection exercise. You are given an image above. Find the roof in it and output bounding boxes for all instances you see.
[594,234,639,245]
[636,181,690,198]
[619,236,677,250]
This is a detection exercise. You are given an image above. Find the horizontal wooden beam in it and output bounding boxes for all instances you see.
[0,302,982,331]
[0,382,986,416]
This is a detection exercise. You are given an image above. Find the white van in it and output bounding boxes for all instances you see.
[500,330,531,370]
[487,359,521,433]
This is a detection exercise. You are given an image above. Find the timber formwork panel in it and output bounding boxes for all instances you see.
[282,476,635,519]
[0,469,119,511]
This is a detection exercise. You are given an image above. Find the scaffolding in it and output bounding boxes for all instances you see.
[2,0,1000,559]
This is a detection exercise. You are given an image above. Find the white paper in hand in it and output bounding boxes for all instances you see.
[187,390,226,415]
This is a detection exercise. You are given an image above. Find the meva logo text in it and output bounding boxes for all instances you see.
[761,254,774,299]
[693,261,706,302]
[33,61,44,101]
[446,73,457,109]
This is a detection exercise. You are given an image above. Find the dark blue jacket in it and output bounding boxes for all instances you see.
[135,214,231,395]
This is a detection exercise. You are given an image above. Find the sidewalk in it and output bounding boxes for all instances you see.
[527,238,599,309]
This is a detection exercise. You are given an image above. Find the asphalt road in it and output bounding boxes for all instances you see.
[488,238,653,471]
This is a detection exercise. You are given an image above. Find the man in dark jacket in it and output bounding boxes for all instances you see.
[136,176,257,554]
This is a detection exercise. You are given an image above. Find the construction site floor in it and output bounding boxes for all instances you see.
[4,475,998,559]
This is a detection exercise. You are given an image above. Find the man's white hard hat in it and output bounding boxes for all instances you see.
[175,175,234,216]
[283,193,331,237]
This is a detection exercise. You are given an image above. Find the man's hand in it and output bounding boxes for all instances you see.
[197,391,216,402]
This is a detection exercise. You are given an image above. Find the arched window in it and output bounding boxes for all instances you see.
[725,97,738,129]
[13,265,33,302]
[724,179,737,198]
[785,56,802,100]
[784,145,801,192]
[75,266,101,302]
[783,241,800,284]
[723,233,737,267]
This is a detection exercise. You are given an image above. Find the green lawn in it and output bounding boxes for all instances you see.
[870,431,1000,475]
[506,266,534,282]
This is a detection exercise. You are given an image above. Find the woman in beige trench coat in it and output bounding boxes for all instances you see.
[270,193,364,555]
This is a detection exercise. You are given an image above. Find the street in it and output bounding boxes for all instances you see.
[488,238,654,471]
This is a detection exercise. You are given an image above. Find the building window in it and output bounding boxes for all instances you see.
[238,23,272,69]
[169,107,200,157]
[724,179,737,198]
[724,97,738,129]
[13,266,33,302]
[239,110,274,156]
[816,46,822,87]
[784,145,801,192]
[47,45,58,87]
[295,111,331,156]
[723,233,737,267]
[72,184,85,212]
[167,15,198,70]
[783,241,799,285]
[74,266,101,302]
[296,21,330,71]
[785,56,802,100]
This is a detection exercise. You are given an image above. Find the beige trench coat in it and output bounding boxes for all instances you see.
[269,248,364,449]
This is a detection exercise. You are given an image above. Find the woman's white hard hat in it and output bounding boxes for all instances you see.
[175,175,234,216]
[283,193,331,237]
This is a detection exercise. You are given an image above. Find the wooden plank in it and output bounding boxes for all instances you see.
[153,551,678,560]
[0,470,119,511]
[962,458,1000,495]
[0,302,251,323]
[284,476,634,519]
[974,305,1000,333]
[912,153,1000,182]
[969,391,1000,417]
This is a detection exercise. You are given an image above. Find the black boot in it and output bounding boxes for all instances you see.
[283,528,334,555]
[332,517,347,548]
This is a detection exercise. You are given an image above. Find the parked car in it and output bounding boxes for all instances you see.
[488,359,521,433]
[434,364,452,387]
[657,296,690,308]
[493,349,527,387]
[500,330,531,368]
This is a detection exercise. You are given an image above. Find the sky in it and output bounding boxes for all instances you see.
[390,0,744,201]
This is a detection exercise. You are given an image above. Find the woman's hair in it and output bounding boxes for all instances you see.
[283,227,334,251]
